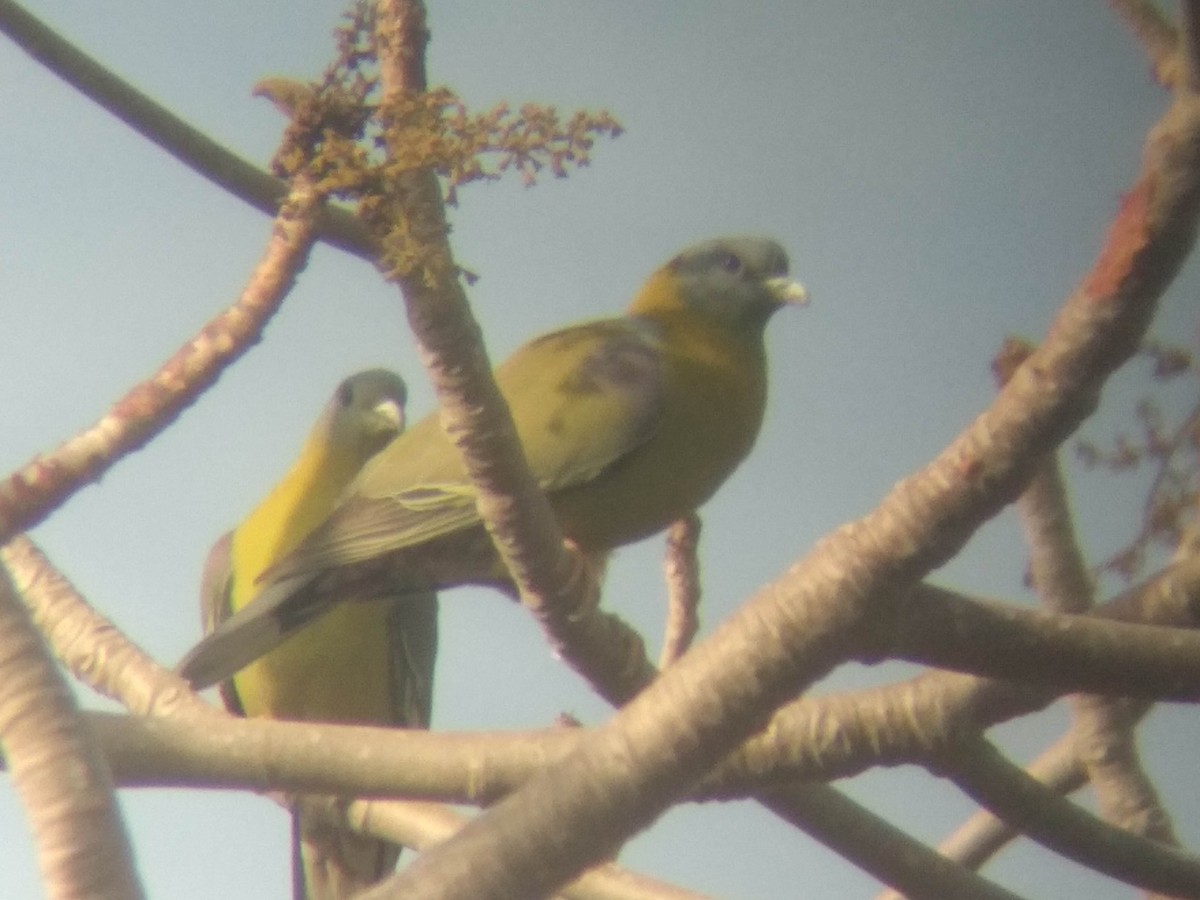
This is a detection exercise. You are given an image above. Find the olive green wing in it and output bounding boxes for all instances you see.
[267,317,666,580]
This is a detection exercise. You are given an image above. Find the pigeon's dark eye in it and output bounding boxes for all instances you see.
[338,383,355,407]
[720,252,744,276]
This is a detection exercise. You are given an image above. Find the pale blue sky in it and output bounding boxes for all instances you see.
[1,2,1197,897]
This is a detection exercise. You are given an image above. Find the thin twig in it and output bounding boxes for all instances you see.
[1111,0,1181,85]
[659,515,702,668]
[1181,0,1200,91]
[0,0,374,259]
[0,181,323,542]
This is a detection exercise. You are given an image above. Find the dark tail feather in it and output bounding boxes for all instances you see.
[175,573,323,689]
[291,813,306,900]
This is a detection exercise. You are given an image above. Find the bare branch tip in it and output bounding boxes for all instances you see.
[1180,0,1200,91]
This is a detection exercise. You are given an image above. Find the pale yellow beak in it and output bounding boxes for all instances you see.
[766,276,809,307]
[373,398,405,434]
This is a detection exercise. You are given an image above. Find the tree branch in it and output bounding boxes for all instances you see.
[1008,442,1171,850]
[712,557,1200,794]
[0,564,143,900]
[301,796,716,900]
[659,515,702,668]
[79,711,570,801]
[1071,694,1178,844]
[939,739,1200,896]
[73,712,1022,899]
[44,558,1194,811]
[762,783,1024,900]
[382,97,1200,880]
[992,346,1184,857]
[1182,0,1200,92]
[1111,0,1181,85]
[877,730,1085,900]
[1,536,213,719]
[0,0,374,259]
[0,181,323,542]
[370,0,656,705]
[876,583,1200,699]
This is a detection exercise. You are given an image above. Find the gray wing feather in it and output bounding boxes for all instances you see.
[197,531,246,713]
[179,571,322,690]
[199,531,233,636]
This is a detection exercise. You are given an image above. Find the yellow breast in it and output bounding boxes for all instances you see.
[230,438,395,723]
[552,306,768,550]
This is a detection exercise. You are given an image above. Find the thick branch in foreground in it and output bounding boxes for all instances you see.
[77,535,1191,887]
[0,566,143,900]
[81,708,1011,899]
[0,183,323,542]
[715,561,1200,794]
[371,66,1200,896]
[2,537,213,719]
[56,559,1196,809]
[0,0,374,259]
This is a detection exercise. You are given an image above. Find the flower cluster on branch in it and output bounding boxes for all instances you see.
[260,2,621,284]
[1077,339,1199,579]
